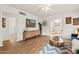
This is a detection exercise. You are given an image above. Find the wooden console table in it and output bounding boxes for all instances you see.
[23,30,40,40]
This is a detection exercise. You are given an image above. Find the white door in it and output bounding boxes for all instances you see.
[8,16,17,41]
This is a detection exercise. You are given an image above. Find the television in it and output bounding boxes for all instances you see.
[26,19,36,27]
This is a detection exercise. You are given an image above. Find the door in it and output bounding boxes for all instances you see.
[8,16,17,41]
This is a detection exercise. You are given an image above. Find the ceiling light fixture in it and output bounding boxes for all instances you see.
[41,6,49,12]
[40,4,52,12]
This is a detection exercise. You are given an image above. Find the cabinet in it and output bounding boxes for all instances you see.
[23,30,40,40]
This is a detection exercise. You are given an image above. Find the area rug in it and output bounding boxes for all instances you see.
[39,44,72,54]
[39,44,61,54]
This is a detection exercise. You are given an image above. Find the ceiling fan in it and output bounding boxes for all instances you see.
[39,4,52,12]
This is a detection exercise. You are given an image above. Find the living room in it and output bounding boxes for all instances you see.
[0,4,79,54]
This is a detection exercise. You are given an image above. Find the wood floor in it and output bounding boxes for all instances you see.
[0,35,49,54]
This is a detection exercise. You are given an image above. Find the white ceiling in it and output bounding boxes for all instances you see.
[8,4,79,17]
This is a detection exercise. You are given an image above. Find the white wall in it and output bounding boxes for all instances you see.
[42,11,79,39]
[0,5,40,46]
[0,8,3,46]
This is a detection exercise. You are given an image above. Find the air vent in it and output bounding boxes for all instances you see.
[19,12,26,15]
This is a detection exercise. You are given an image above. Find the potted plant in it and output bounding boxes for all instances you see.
[38,22,42,35]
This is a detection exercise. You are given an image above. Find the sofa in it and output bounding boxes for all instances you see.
[72,39,79,54]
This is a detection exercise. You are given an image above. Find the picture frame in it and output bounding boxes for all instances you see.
[26,19,36,27]
[73,18,79,25]
[2,17,6,28]
[66,17,72,24]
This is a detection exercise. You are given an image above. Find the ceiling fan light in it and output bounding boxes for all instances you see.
[45,7,49,11]
[41,7,49,12]
[41,8,45,11]
[40,4,52,12]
